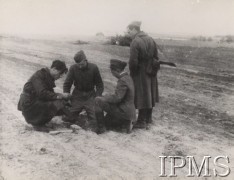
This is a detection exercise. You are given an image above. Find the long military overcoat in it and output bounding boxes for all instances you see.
[129,31,159,109]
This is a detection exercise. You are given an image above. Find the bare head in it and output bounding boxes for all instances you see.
[50,60,68,80]
[74,50,88,70]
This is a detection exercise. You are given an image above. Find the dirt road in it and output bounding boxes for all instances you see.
[0,36,234,179]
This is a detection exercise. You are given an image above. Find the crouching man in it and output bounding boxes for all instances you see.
[18,60,71,130]
[95,59,136,134]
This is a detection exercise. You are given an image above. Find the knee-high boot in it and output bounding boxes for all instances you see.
[95,112,106,134]
[134,109,147,129]
[61,106,76,123]
[146,108,153,124]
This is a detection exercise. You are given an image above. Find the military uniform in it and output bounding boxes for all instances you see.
[129,30,159,125]
[63,62,104,122]
[18,68,68,126]
[95,72,136,132]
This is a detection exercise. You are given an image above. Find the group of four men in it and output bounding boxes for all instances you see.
[18,21,160,134]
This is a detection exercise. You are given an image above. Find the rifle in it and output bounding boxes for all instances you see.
[147,59,176,76]
[159,61,176,67]
[156,44,176,67]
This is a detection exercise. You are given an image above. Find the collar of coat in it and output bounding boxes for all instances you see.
[133,31,147,39]
[75,61,89,71]
[44,68,56,88]
[119,71,128,78]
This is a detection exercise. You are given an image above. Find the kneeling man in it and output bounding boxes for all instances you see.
[95,59,136,134]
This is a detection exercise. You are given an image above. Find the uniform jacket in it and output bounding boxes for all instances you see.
[18,68,61,125]
[18,68,57,111]
[129,31,159,109]
[103,72,136,123]
[63,62,104,100]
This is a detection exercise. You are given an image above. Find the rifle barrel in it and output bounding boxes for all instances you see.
[159,61,176,67]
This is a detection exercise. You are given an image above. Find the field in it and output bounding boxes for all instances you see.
[0,35,234,179]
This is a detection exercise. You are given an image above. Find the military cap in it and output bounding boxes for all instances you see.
[128,21,142,28]
[74,50,87,63]
[110,59,127,71]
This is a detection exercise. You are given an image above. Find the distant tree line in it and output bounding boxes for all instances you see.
[190,36,213,42]
[96,32,104,37]
[191,35,234,43]
[108,34,234,46]
[219,35,234,43]
[73,40,89,45]
[108,35,132,46]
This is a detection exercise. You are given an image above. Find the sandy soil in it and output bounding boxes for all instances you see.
[0,36,234,179]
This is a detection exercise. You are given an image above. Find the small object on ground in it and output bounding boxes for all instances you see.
[19,130,26,134]
[49,129,73,135]
[33,126,50,133]
[39,147,48,155]
[70,124,82,130]
[40,147,46,152]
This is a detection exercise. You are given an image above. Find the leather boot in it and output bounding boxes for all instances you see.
[146,108,153,124]
[125,120,133,133]
[145,109,153,130]
[96,112,106,134]
[133,109,147,129]
[61,107,76,124]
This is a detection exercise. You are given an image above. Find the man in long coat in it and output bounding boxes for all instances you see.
[127,21,160,129]
[63,50,104,127]
[18,60,71,130]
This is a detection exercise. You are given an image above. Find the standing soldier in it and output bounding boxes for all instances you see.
[63,50,104,128]
[127,21,160,129]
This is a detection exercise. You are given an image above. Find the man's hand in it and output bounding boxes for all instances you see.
[102,92,109,96]
[152,59,160,70]
[95,96,105,106]
[62,93,71,100]
[56,93,71,100]
[95,96,104,102]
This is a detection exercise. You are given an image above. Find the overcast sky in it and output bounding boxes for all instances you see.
[0,0,234,36]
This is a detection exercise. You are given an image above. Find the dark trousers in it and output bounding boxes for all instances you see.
[23,100,70,126]
[137,108,152,124]
[95,98,131,129]
[70,96,96,122]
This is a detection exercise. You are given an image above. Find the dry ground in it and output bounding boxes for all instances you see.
[0,35,234,180]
